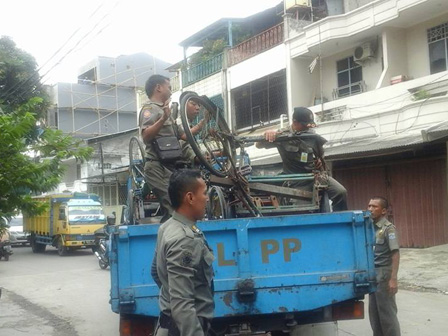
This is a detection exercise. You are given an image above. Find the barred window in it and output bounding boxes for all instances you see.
[427,22,448,74]
[336,56,363,98]
[233,69,287,130]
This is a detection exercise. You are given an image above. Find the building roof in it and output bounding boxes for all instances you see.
[179,3,283,49]
[179,18,246,48]
[325,122,448,160]
[85,128,138,144]
[250,121,448,166]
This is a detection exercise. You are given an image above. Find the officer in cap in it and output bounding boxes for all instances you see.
[258,106,348,211]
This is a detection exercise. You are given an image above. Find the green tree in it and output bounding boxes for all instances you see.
[0,36,49,118]
[188,39,227,67]
[0,37,92,235]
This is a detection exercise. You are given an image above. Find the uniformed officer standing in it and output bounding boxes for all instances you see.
[257,107,348,211]
[368,196,401,336]
[154,169,214,336]
[140,75,196,223]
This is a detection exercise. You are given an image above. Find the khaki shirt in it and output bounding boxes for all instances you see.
[263,130,327,174]
[374,217,400,267]
[139,100,185,160]
[156,211,215,336]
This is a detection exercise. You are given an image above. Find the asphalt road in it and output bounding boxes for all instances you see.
[0,245,119,336]
[1,245,448,336]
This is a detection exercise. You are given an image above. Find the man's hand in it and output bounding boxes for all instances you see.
[264,130,278,142]
[314,158,323,171]
[203,110,210,122]
[162,99,171,121]
[389,278,398,295]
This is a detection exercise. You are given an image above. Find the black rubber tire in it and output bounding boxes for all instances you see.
[99,259,109,269]
[319,190,332,213]
[179,93,235,177]
[206,186,230,220]
[129,136,146,188]
[57,237,68,256]
[31,235,46,253]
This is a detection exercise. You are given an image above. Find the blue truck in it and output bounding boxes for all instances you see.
[111,99,376,335]
[109,210,375,335]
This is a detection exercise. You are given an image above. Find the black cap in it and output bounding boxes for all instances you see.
[293,107,316,127]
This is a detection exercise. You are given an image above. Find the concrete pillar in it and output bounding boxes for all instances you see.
[288,56,320,113]
[377,28,408,89]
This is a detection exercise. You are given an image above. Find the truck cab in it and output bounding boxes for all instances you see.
[25,193,107,256]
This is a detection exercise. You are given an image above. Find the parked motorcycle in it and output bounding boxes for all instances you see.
[93,214,115,269]
[0,241,13,261]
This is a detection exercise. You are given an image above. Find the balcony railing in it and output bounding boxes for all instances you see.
[227,23,284,67]
[333,81,366,99]
[182,53,224,87]
[170,74,180,92]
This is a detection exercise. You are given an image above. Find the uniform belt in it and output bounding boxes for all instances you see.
[159,312,210,335]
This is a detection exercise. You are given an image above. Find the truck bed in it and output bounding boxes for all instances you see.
[110,211,375,330]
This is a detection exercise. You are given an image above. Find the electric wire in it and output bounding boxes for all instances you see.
[2,1,120,104]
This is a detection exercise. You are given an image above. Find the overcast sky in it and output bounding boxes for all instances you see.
[1,0,281,84]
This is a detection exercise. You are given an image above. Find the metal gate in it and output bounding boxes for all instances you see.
[333,157,448,247]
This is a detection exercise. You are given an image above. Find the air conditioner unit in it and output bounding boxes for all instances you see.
[354,42,375,63]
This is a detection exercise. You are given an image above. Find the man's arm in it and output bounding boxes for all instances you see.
[142,116,167,144]
[166,238,203,336]
[389,250,400,295]
[150,249,162,288]
[141,100,171,144]
[255,129,279,149]
[179,119,206,141]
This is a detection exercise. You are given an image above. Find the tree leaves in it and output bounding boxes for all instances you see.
[0,37,93,235]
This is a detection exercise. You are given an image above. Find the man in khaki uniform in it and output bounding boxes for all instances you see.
[258,107,348,211]
[154,169,214,336]
[368,196,401,336]
[140,75,196,223]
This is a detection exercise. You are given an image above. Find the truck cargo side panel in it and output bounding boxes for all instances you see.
[110,211,375,318]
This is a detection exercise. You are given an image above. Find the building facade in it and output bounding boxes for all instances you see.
[169,0,448,247]
[50,53,171,199]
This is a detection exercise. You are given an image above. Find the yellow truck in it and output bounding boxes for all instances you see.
[24,192,107,256]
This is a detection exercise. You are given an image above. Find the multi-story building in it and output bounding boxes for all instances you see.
[285,0,448,247]
[50,53,171,198]
[169,0,448,247]
[48,53,171,138]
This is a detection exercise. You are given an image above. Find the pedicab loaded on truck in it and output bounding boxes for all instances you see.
[110,95,376,335]
[24,192,106,256]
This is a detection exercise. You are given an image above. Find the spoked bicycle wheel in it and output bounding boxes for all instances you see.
[180,93,236,177]
[129,136,146,188]
[206,186,231,220]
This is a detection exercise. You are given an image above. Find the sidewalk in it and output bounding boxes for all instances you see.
[399,244,448,293]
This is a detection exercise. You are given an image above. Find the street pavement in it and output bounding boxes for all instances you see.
[0,246,119,336]
[339,244,448,336]
[1,244,448,335]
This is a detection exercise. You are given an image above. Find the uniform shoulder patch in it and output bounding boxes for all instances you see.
[181,250,193,267]
[143,110,152,118]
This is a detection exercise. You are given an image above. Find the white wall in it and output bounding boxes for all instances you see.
[184,72,223,97]
[406,14,448,79]
[378,28,408,88]
[288,56,320,109]
[315,43,383,102]
[227,45,286,90]
[343,0,374,13]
